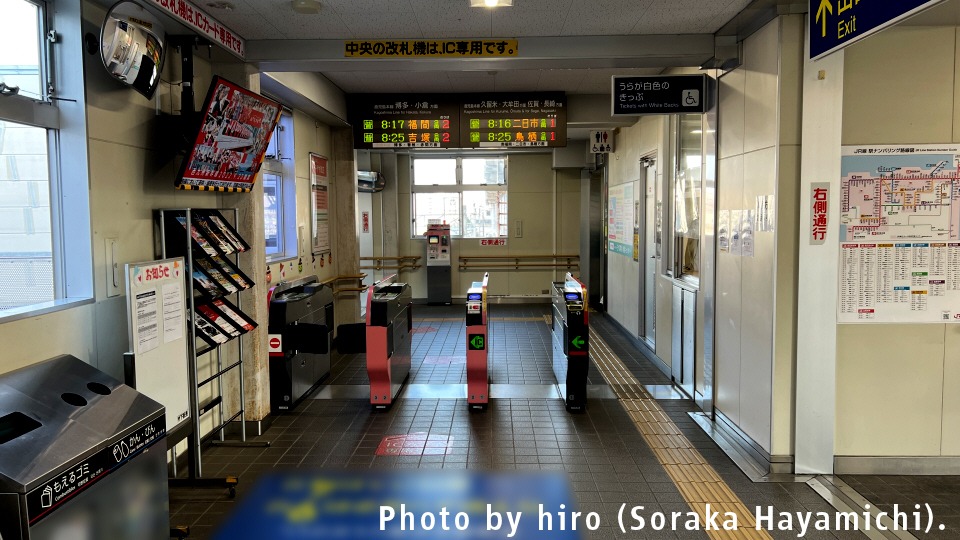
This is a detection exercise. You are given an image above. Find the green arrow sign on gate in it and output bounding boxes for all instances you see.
[469,335,485,350]
[571,336,585,350]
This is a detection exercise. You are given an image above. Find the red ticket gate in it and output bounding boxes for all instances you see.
[466,273,489,410]
[366,275,412,409]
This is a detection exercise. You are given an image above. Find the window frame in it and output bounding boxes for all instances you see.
[661,113,703,288]
[410,155,508,239]
[0,0,94,324]
[262,108,298,264]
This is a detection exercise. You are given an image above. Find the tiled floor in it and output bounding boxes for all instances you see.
[170,306,873,539]
[839,475,960,539]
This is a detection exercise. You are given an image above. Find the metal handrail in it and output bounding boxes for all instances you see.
[360,256,421,261]
[459,254,579,259]
[360,264,421,270]
[320,274,366,285]
[460,262,579,268]
[333,286,369,294]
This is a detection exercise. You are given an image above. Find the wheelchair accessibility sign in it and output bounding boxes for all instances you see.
[612,74,707,115]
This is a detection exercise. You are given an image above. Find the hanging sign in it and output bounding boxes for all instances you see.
[611,75,707,115]
[345,39,518,58]
[148,0,245,58]
[810,0,946,60]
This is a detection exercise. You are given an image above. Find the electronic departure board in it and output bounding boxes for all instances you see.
[460,92,566,148]
[348,94,460,149]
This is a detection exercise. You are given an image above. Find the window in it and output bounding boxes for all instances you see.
[263,174,282,255]
[411,156,507,238]
[262,108,297,261]
[664,114,702,283]
[0,0,92,319]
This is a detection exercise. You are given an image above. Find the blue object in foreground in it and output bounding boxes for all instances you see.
[212,469,583,540]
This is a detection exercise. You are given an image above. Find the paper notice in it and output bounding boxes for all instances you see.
[135,290,159,354]
[730,210,743,256]
[162,282,183,343]
[741,209,755,258]
[718,210,730,253]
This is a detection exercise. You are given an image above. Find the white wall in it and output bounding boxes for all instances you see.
[834,25,960,458]
[606,116,665,356]
[395,153,580,299]
[714,15,803,456]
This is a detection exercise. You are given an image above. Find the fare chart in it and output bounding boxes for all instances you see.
[838,144,960,323]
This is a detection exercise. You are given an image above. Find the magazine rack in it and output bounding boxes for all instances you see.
[155,207,269,492]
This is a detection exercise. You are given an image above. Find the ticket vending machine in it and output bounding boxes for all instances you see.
[551,273,589,412]
[426,222,452,304]
[466,273,490,411]
[366,275,413,409]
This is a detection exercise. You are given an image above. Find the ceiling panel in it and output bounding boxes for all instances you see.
[322,66,672,94]
[560,0,656,35]
[336,10,425,38]
[245,0,354,38]
[492,10,568,37]
[203,0,750,41]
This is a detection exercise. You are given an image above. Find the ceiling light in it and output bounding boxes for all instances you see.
[206,1,235,9]
[292,0,321,14]
[469,0,513,7]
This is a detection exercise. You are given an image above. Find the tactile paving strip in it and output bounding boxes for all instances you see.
[589,327,772,539]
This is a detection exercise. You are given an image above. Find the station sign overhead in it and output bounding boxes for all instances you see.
[611,75,707,116]
[810,0,945,60]
[347,92,567,150]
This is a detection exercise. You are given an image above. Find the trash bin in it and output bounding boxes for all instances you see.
[0,354,168,540]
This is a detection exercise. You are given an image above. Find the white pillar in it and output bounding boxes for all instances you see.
[795,15,844,474]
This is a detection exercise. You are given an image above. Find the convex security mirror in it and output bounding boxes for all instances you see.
[99,1,166,99]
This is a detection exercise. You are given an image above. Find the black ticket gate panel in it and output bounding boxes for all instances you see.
[267,276,334,413]
[551,274,589,412]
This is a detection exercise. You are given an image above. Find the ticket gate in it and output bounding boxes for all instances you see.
[366,275,413,409]
[466,273,490,410]
[551,274,589,412]
[267,276,334,413]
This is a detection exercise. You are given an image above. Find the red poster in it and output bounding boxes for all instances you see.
[175,77,281,192]
[311,153,331,253]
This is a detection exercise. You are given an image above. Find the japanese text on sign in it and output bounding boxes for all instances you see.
[149,0,244,58]
[811,182,830,245]
[345,40,518,58]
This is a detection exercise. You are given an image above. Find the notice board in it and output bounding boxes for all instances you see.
[125,257,191,430]
[838,144,960,323]
[608,183,634,257]
[310,153,330,253]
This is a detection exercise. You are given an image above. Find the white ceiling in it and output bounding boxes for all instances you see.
[322,66,664,93]
[207,0,754,40]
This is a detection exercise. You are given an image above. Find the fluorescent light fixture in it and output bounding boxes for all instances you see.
[292,0,321,14]
[470,0,513,6]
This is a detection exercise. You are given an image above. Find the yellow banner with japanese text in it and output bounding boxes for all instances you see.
[345,39,518,58]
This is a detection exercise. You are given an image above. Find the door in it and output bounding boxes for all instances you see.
[639,161,657,348]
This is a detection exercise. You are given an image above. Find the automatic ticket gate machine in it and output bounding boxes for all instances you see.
[366,275,413,409]
[551,273,589,412]
[426,222,452,304]
[466,273,490,410]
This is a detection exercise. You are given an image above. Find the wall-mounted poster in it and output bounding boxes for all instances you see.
[838,144,960,323]
[175,76,281,192]
[311,153,331,253]
[608,183,634,256]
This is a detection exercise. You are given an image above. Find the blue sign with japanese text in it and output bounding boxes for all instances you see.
[810,0,944,60]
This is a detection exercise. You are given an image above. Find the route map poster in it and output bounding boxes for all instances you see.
[838,144,960,323]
